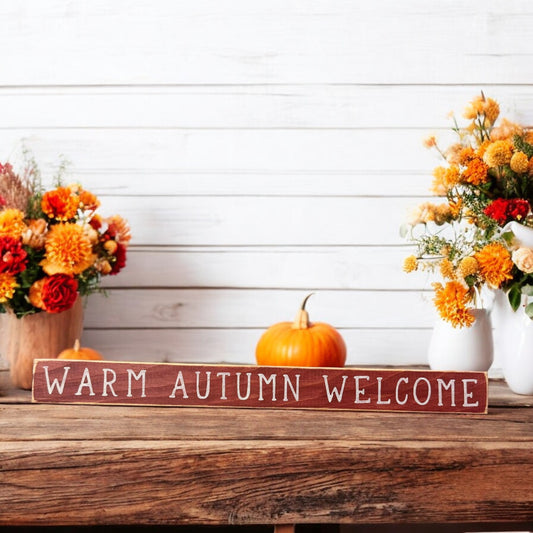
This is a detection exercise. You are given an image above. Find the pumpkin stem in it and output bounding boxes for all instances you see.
[74,339,81,352]
[292,293,314,329]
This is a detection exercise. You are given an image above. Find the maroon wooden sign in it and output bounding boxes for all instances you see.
[31,360,488,414]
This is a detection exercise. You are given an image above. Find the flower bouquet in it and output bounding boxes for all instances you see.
[0,158,130,317]
[0,154,130,388]
[402,92,533,328]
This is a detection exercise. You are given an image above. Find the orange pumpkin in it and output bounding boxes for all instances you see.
[255,294,346,367]
[57,339,103,360]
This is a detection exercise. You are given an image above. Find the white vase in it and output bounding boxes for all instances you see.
[427,309,493,372]
[491,289,521,368]
[504,221,533,247]
[502,314,533,395]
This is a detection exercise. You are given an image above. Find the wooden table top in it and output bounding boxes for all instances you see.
[1,369,532,528]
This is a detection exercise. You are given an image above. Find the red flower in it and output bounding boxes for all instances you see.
[484,198,530,225]
[41,274,79,313]
[0,236,27,275]
[110,242,127,275]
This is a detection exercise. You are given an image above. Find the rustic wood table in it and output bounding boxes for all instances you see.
[1,369,532,531]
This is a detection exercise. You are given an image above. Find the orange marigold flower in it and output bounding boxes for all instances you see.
[459,147,476,166]
[474,243,514,288]
[41,187,80,221]
[475,140,491,159]
[0,208,26,239]
[510,151,529,174]
[0,272,18,303]
[483,140,513,168]
[41,223,95,276]
[433,281,475,328]
[461,158,489,186]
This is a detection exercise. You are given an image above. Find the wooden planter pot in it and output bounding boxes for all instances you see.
[0,297,84,390]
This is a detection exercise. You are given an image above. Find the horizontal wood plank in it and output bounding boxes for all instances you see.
[1,85,530,129]
[82,289,436,329]
[64,196,419,246]
[0,128,446,177]
[102,246,423,290]
[2,0,533,85]
[79,327,432,367]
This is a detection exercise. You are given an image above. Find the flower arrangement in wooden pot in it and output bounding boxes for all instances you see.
[0,155,130,388]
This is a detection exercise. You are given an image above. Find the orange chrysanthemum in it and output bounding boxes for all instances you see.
[474,243,514,288]
[41,223,95,276]
[0,272,18,303]
[461,158,489,186]
[433,281,475,328]
[0,208,26,239]
[41,187,80,221]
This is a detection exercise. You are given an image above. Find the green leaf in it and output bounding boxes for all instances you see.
[508,286,522,311]
[525,303,533,319]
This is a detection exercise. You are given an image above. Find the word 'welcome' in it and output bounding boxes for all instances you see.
[32,360,488,414]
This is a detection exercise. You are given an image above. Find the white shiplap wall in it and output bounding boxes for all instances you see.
[2,0,533,368]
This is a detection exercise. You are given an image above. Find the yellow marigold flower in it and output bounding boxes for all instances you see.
[0,272,18,303]
[461,158,489,186]
[474,243,514,288]
[483,140,513,168]
[458,256,479,278]
[439,258,455,280]
[41,222,95,276]
[0,208,26,239]
[403,255,418,273]
[41,187,80,221]
[433,281,475,328]
[510,151,529,174]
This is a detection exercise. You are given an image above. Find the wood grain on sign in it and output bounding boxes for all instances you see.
[32,360,488,414]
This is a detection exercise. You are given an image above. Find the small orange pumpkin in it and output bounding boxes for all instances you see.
[255,294,346,367]
[57,339,103,361]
